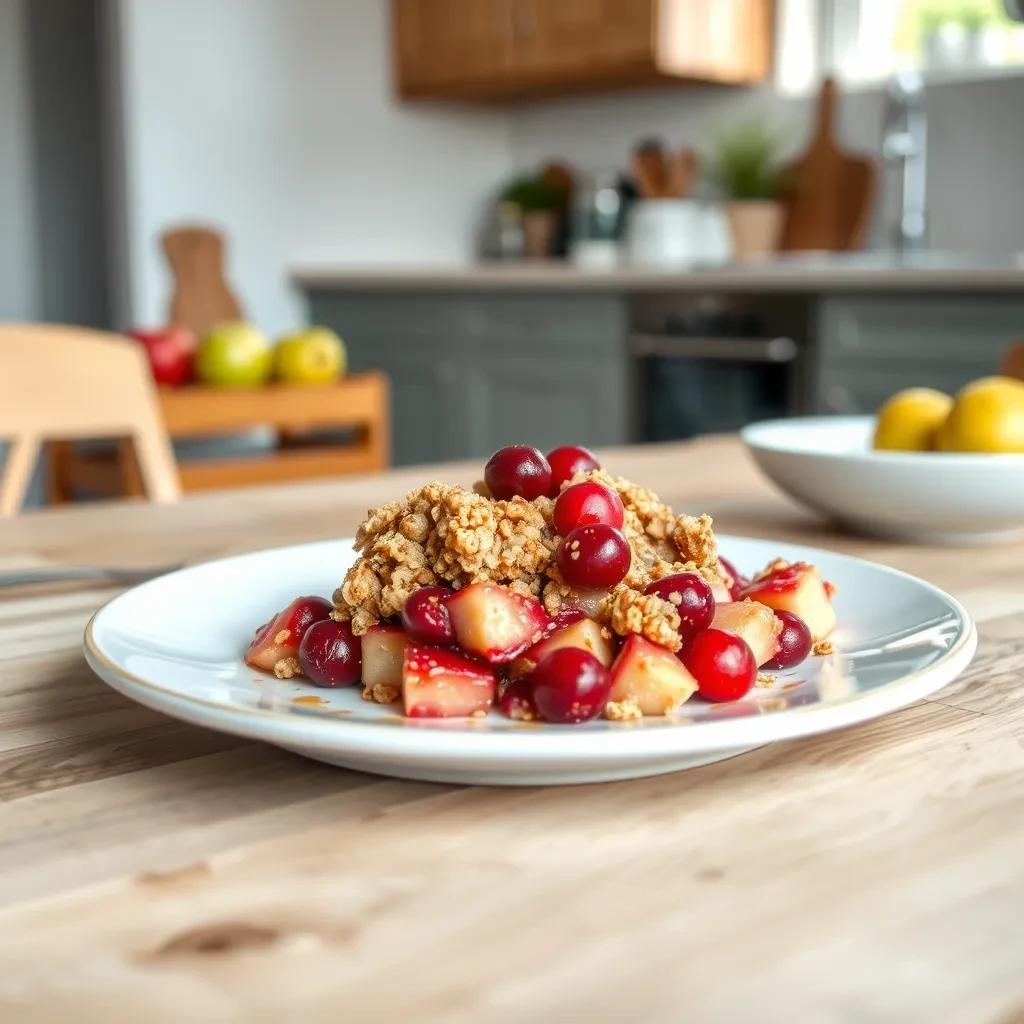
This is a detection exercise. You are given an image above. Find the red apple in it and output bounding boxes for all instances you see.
[509,617,615,678]
[608,633,698,716]
[403,643,497,718]
[739,561,836,641]
[447,583,548,664]
[245,596,332,672]
[361,623,408,691]
[127,325,196,387]
[711,600,782,667]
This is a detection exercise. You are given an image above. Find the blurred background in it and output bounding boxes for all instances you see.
[3,0,1024,509]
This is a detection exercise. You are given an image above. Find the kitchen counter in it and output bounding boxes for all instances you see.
[292,257,1024,293]
[295,262,1024,465]
[3,436,1022,1021]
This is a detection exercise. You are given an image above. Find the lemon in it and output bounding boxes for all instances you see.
[873,387,953,452]
[935,376,1024,453]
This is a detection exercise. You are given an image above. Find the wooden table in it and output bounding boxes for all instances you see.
[2,438,1022,1023]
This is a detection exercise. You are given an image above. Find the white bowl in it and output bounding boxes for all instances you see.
[84,536,975,786]
[743,416,1024,544]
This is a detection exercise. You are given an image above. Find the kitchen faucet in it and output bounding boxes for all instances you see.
[881,70,928,254]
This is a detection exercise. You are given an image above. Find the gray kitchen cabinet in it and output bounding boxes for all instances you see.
[383,352,469,467]
[814,296,1024,413]
[307,290,629,466]
[464,351,628,457]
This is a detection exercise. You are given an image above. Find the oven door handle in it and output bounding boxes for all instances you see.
[629,333,798,363]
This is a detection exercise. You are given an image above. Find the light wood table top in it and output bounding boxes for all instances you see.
[2,437,1022,1023]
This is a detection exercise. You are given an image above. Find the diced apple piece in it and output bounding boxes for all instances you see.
[403,643,497,718]
[361,623,408,691]
[447,582,548,664]
[608,634,698,716]
[573,588,610,620]
[712,600,782,667]
[739,561,837,640]
[509,618,616,678]
[245,595,332,672]
[708,576,732,604]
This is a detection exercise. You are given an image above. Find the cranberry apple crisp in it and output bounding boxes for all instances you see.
[246,444,837,724]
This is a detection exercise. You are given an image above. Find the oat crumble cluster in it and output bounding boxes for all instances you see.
[332,470,726,660]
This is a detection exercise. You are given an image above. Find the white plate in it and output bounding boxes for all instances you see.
[84,536,976,786]
[743,415,1024,544]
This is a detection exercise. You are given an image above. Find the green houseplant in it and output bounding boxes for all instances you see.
[712,123,787,260]
[501,175,563,259]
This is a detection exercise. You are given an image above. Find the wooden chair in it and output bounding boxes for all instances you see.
[162,225,244,338]
[0,325,181,516]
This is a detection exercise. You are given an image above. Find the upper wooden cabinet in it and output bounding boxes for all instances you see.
[392,0,774,101]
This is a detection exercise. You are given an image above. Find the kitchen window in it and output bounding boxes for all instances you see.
[777,0,1024,94]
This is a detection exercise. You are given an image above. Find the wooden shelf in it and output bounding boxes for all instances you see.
[49,372,390,500]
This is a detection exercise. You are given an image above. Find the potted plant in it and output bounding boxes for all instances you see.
[502,175,562,259]
[712,123,787,261]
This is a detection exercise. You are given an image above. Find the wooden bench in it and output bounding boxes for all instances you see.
[49,372,389,500]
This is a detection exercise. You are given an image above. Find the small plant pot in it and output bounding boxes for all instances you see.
[725,200,784,261]
[522,210,557,260]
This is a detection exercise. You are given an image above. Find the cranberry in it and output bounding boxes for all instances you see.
[556,524,631,590]
[546,445,600,493]
[644,572,714,641]
[553,481,625,536]
[298,619,362,687]
[530,648,612,724]
[484,445,552,501]
[498,677,539,721]
[763,611,812,670]
[400,586,454,645]
[681,628,756,703]
[718,555,748,600]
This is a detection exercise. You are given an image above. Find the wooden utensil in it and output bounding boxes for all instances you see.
[780,77,876,251]
[1001,341,1024,381]
[631,139,668,199]
[666,147,698,199]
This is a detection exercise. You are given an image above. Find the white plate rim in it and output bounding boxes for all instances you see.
[742,415,1024,467]
[83,537,978,761]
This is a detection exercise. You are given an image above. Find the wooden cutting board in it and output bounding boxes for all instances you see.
[162,225,244,337]
[780,77,876,251]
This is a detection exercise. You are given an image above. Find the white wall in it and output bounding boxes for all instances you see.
[0,0,38,321]
[116,0,514,334]
[508,74,1024,256]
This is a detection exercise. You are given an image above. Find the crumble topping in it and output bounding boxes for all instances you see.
[756,672,776,688]
[334,471,722,649]
[605,696,642,721]
[362,683,399,704]
[335,481,558,634]
[672,513,718,567]
[273,656,301,680]
[813,639,834,656]
[601,586,682,652]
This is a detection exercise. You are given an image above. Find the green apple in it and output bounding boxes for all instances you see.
[273,327,346,385]
[196,322,273,388]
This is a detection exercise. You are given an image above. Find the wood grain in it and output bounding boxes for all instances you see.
[0,436,1022,1022]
